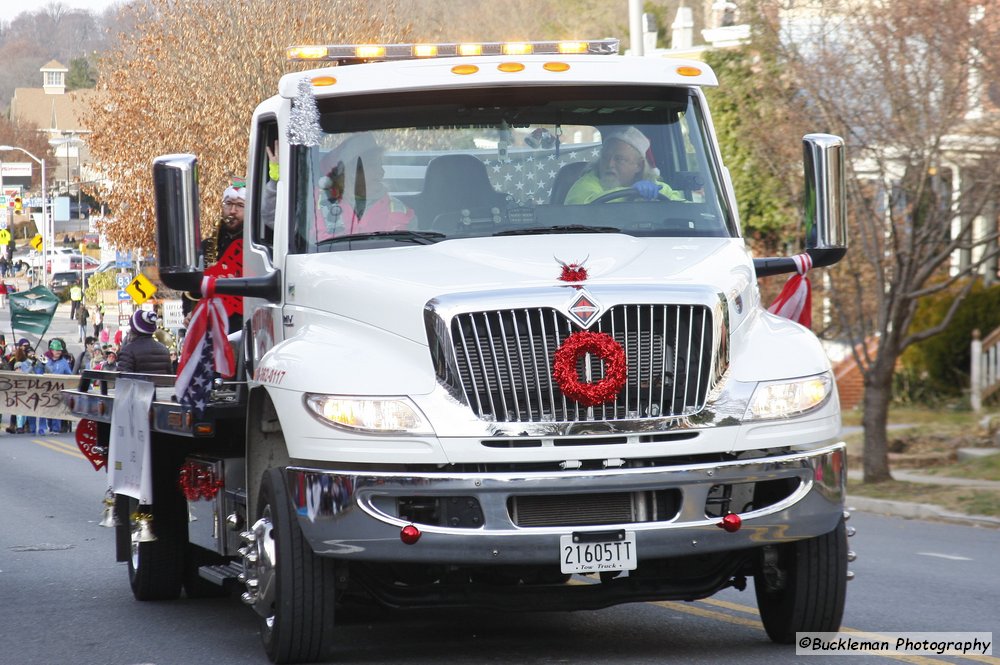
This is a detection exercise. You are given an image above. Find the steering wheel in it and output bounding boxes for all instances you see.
[588,188,672,204]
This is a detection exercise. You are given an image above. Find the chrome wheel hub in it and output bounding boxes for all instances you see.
[240,506,276,623]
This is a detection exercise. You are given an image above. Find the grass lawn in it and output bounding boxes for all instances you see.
[848,478,1000,517]
[843,406,1000,517]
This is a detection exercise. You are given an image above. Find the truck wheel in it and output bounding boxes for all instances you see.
[125,495,185,601]
[246,468,336,664]
[754,518,847,643]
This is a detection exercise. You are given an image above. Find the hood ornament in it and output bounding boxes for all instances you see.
[555,255,589,282]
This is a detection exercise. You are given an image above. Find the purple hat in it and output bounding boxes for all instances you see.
[131,310,158,335]
[17,338,30,347]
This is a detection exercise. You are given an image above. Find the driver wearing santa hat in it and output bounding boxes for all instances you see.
[565,126,683,204]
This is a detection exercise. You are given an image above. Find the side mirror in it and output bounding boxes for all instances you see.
[152,153,283,303]
[152,154,203,291]
[754,134,848,277]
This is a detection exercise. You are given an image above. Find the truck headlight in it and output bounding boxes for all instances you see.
[305,394,433,434]
[745,373,833,420]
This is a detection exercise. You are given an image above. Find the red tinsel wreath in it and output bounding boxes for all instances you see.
[553,331,628,407]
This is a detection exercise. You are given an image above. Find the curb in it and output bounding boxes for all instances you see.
[848,497,1000,529]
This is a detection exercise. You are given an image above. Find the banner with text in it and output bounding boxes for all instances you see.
[0,370,75,419]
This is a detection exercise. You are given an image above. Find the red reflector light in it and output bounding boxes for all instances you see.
[718,513,742,533]
[400,524,421,544]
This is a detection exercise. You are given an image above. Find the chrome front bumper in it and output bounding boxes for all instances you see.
[285,442,846,564]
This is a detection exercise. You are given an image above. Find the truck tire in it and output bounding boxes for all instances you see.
[124,495,185,601]
[754,518,847,643]
[250,468,337,664]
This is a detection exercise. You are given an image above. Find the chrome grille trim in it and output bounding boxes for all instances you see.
[425,286,729,424]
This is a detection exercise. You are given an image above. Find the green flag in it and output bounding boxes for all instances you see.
[9,286,59,338]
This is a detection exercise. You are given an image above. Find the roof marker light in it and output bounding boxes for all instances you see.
[498,62,525,73]
[451,64,479,75]
[558,41,588,54]
[355,45,386,59]
[413,44,438,58]
[286,46,328,60]
[310,76,337,87]
[676,66,703,77]
[544,62,571,72]
[502,42,533,55]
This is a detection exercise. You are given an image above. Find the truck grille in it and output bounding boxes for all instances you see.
[433,303,725,423]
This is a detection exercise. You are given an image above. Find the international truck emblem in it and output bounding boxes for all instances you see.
[565,290,601,328]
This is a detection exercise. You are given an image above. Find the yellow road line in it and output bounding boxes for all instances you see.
[42,438,83,454]
[656,600,961,665]
[31,437,85,460]
[690,596,997,663]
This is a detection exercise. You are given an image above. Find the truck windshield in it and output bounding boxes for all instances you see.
[292,85,734,252]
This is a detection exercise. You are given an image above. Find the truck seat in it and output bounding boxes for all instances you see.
[549,161,588,204]
[413,155,507,231]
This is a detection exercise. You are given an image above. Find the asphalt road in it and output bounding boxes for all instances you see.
[0,430,997,665]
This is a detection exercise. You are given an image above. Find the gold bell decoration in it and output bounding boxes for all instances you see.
[131,512,157,543]
[98,490,119,528]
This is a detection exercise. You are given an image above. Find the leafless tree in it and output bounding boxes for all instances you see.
[749,0,1000,481]
[84,0,404,252]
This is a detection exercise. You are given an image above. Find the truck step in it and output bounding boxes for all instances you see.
[198,561,244,586]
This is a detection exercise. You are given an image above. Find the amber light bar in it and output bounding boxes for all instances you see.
[287,39,620,64]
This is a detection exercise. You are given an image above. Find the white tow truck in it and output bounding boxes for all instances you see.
[65,39,852,664]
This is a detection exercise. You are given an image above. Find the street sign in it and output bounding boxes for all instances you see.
[126,273,157,305]
[115,273,133,288]
[115,250,133,268]
[117,289,130,302]
[30,234,43,251]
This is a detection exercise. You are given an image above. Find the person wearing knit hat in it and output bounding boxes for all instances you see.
[219,176,246,250]
[564,126,684,205]
[183,176,246,334]
[116,309,173,374]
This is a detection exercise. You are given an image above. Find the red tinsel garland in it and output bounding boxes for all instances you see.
[178,462,223,501]
[553,331,628,407]
[559,263,588,282]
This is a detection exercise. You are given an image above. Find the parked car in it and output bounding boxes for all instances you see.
[50,271,83,297]
[67,255,100,272]
[24,247,78,272]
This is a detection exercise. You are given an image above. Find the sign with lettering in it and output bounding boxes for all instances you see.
[0,371,74,419]
[161,299,185,329]
[108,379,155,503]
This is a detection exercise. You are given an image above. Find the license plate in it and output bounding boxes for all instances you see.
[559,531,637,574]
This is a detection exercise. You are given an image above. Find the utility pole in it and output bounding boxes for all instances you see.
[629,0,644,56]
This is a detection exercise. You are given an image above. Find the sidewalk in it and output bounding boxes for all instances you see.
[847,468,1000,528]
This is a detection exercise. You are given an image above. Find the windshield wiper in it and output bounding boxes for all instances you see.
[493,225,621,237]
[316,230,446,247]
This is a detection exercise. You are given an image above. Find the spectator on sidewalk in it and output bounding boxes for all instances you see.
[118,310,172,374]
[41,339,73,433]
[93,303,105,338]
[76,302,90,343]
[69,284,83,319]
[76,337,98,373]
